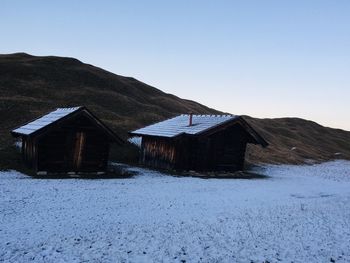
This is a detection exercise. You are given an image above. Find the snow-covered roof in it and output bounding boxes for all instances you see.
[12,107,82,135]
[130,114,239,138]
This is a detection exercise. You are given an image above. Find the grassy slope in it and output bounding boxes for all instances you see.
[0,53,349,169]
[246,116,350,164]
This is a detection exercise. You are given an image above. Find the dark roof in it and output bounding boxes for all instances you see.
[130,114,268,147]
[11,106,124,144]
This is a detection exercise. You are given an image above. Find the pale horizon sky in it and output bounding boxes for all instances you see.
[1,0,350,130]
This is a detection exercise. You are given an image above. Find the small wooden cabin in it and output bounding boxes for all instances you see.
[11,106,123,175]
[130,114,268,172]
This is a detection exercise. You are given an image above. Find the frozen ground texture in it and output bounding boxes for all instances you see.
[1,161,350,263]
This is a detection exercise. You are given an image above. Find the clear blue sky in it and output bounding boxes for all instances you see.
[1,0,350,130]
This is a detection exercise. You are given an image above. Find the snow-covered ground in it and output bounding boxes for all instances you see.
[1,161,350,263]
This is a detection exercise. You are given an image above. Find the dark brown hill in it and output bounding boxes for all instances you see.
[1,53,349,168]
[245,116,350,164]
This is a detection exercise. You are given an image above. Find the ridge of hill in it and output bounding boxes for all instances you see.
[1,53,349,168]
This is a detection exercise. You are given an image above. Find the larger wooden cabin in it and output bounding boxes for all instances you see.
[130,114,268,172]
[11,106,123,175]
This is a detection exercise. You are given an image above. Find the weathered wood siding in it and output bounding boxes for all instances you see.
[141,136,177,170]
[81,131,109,171]
[35,114,110,173]
[139,123,251,172]
[207,124,249,171]
[22,137,37,169]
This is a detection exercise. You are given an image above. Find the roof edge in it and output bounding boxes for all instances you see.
[10,106,124,145]
[237,117,269,147]
[10,106,83,136]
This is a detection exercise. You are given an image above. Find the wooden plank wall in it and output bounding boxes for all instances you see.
[22,137,36,168]
[140,124,250,172]
[35,114,111,173]
[207,124,249,171]
[141,137,176,170]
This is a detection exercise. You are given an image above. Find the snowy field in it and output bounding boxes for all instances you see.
[1,161,350,263]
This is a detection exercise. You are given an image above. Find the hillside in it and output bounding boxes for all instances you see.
[245,116,350,164]
[1,53,350,167]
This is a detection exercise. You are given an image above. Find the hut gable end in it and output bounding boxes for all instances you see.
[10,106,124,175]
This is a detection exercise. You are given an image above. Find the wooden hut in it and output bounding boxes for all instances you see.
[129,114,268,172]
[11,106,123,175]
